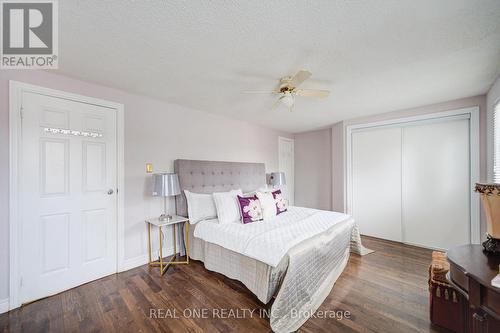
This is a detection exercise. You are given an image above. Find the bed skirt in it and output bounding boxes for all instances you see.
[187,221,371,333]
[188,222,288,303]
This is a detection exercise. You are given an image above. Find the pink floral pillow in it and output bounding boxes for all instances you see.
[272,189,288,214]
[237,195,263,224]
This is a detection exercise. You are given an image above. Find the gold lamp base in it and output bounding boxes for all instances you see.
[483,234,500,254]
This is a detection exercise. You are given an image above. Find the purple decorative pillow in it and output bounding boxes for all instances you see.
[237,195,263,224]
[272,189,288,214]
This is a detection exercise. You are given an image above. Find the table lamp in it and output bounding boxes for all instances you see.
[152,173,181,221]
[270,172,286,188]
[475,183,500,253]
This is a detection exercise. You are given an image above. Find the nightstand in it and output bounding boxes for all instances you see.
[145,215,189,275]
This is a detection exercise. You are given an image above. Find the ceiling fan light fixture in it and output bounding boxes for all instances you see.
[281,93,294,107]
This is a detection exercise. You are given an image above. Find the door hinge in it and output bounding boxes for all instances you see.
[20,277,23,288]
[20,106,24,119]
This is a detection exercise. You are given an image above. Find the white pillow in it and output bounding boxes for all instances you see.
[184,190,217,224]
[213,189,243,224]
[256,191,277,220]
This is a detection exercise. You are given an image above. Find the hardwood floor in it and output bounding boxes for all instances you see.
[0,236,449,333]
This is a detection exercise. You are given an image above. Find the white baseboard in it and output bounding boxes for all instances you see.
[119,246,175,272]
[0,298,9,314]
[119,254,148,272]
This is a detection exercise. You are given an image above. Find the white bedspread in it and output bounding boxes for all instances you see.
[194,206,354,267]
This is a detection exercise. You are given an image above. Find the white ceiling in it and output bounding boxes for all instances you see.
[57,0,500,133]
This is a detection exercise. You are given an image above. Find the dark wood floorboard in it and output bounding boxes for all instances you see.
[0,236,449,333]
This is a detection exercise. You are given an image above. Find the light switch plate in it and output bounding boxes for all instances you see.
[146,163,153,173]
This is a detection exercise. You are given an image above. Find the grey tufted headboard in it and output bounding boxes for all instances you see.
[174,159,266,217]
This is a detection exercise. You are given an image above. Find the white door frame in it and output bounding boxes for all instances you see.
[278,136,295,205]
[9,81,125,310]
[345,107,481,245]
[488,98,500,183]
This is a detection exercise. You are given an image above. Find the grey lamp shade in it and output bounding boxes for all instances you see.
[152,173,181,197]
[270,172,286,186]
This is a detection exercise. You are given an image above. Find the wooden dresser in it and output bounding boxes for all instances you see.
[447,245,500,332]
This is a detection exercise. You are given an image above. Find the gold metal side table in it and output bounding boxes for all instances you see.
[145,215,189,275]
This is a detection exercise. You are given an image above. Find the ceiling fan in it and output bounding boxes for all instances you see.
[242,70,330,111]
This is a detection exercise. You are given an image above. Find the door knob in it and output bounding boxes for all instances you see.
[107,189,114,195]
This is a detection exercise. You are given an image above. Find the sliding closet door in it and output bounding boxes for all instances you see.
[352,127,402,242]
[402,118,470,249]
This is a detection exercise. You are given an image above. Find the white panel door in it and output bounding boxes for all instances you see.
[352,127,402,241]
[20,92,117,304]
[402,119,470,249]
[279,137,294,205]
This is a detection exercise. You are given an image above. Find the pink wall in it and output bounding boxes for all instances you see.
[0,70,290,301]
[331,122,344,212]
[294,129,332,210]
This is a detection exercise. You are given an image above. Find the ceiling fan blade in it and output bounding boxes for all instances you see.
[290,70,312,87]
[242,90,279,94]
[271,96,283,110]
[295,89,330,98]
[271,98,282,110]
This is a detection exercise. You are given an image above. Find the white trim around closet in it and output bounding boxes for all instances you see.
[345,107,481,246]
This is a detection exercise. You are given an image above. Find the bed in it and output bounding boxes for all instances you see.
[174,159,370,332]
